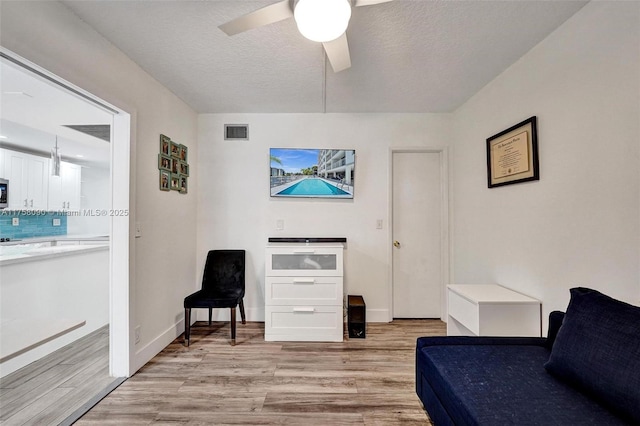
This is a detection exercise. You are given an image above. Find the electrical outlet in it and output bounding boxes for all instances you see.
[134,326,141,344]
[12,218,19,226]
[376,219,383,229]
[53,218,61,226]
[276,219,284,230]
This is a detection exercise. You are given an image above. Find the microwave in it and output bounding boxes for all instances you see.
[0,178,7,209]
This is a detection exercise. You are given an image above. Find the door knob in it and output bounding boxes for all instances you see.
[393,240,401,248]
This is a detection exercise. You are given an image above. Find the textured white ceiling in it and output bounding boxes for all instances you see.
[61,0,588,113]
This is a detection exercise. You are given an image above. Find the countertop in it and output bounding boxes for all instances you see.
[0,234,109,246]
[0,235,109,266]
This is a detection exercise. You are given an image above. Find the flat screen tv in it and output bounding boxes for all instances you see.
[270,148,355,198]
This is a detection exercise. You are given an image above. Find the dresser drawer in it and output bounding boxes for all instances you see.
[265,277,343,306]
[266,246,343,277]
[265,306,344,342]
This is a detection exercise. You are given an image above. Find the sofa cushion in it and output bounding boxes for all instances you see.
[417,342,628,425]
[544,287,640,423]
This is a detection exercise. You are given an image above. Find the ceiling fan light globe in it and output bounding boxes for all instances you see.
[294,0,352,43]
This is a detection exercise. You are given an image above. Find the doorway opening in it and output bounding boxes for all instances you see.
[0,49,131,422]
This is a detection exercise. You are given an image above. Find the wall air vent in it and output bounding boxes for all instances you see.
[224,124,249,141]
[63,124,111,142]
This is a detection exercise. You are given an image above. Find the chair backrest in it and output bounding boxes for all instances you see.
[202,250,245,297]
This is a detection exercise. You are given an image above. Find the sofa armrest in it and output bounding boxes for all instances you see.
[545,310,565,349]
[416,336,548,350]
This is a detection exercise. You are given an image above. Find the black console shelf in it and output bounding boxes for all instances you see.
[268,237,347,243]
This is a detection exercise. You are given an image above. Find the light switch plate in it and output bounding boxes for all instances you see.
[12,218,19,226]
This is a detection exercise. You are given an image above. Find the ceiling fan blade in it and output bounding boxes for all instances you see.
[353,0,393,6]
[323,33,351,73]
[219,0,293,36]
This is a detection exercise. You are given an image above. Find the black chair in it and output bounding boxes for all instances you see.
[184,250,246,346]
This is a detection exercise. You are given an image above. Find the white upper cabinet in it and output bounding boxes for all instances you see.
[48,162,81,211]
[1,149,82,212]
[3,149,49,210]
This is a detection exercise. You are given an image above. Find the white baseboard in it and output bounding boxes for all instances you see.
[132,318,184,374]
[194,307,391,323]
[366,309,391,323]
[195,306,265,322]
[364,309,446,322]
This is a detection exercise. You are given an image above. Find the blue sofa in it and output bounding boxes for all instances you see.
[415,288,640,425]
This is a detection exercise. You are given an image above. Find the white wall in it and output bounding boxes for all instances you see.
[68,165,110,236]
[0,1,198,372]
[198,113,452,322]
[452,1,640,331]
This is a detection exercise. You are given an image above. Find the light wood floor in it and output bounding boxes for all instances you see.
[0,325,114,426]
[77,320,445,425]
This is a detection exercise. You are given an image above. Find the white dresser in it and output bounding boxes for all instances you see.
[447,284,541,337]
[265,244,344,342]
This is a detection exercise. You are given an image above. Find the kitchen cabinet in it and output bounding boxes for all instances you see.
[0,243,109,376]
[3,150,49,210]
[48,162,81,211]
[265,244,344,342]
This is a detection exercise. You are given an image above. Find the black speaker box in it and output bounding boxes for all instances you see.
[348,295,366,338]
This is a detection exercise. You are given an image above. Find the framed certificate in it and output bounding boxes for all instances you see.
[486,116,539,188]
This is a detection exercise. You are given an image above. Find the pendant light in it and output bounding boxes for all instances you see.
[51,136,61,176]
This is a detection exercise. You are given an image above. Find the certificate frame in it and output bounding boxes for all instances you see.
[486,116,539,188]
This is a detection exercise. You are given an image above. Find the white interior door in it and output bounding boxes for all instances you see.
[392,151,442,318]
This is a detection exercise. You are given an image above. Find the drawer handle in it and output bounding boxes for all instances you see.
[292,250,316,254]
[292,278,315,284]
[293,307,315,313]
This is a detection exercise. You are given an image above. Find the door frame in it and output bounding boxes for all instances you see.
[388,147,450,322]
[1,48,132,377]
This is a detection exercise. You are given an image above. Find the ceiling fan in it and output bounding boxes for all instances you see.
[219,0,393,73]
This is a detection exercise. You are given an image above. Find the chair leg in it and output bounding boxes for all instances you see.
[239,298,246,324]
[184,308,191,347]
[230,307,237,346]
[208,308,212,326]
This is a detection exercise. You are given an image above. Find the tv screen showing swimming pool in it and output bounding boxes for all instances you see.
[270,148,355,199]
